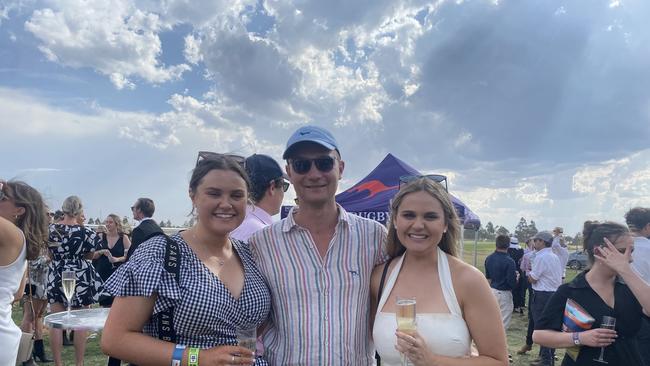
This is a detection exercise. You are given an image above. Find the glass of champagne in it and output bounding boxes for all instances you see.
[61,270,76,318]
[594,316,616,364]
[236,326,257,362]
[396,296,416,366]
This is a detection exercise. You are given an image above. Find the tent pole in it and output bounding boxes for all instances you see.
[473,229,479,267]
[460,224,465,260]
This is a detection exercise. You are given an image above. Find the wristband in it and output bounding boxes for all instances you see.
[188,347,200,366]
[572,332,581,346]
[171,344,185,366]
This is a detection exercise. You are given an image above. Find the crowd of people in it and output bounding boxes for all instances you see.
[1,124,649,366]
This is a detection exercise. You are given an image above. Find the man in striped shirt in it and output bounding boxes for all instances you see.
[249,125,388,365]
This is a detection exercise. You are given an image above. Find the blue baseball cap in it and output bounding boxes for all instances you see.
[282,125,340,159]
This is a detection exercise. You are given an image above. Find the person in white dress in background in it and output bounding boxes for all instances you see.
[370,177,509,366]
[0,180,48,365]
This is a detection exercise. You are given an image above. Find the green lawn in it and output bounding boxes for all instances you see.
[13,240,579,365]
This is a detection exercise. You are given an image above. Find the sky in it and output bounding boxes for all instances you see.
[1,0,649,236]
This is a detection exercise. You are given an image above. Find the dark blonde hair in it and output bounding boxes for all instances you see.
[386,177,460,258]
[582,220,629,264]
[5,181,48,260]
[62,195,83,218]
[106,213,124,235]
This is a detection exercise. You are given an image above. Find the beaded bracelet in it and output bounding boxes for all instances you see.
[188,347,200,366]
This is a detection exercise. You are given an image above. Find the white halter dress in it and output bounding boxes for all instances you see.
[372,247,471,365]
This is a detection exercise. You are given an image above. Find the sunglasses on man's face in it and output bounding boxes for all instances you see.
[282,181,290,192]
[399,174,448,191]
[196,151,246,168]
[290,156,336,175]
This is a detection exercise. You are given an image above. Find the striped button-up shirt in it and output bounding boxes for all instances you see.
[249,205,388,365]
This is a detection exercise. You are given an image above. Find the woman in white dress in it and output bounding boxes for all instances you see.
[370,177,509,366]
[0,180,48,365]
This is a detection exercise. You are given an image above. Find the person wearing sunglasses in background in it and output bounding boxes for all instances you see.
[249,125,388,365]
[125,198,163,262]
[230,154,289,242]
[0,180,49,366]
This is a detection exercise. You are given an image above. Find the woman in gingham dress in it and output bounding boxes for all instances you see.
[102,155,271,366]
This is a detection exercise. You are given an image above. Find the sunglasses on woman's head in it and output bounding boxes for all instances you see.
[195,151,246,168]
[399,174,448,191]
[290,156,336,175]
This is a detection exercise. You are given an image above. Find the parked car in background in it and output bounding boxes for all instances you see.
[567,251,589,270]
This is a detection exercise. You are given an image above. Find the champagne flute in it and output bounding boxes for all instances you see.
[593,316,616,364]
[396,296,416,366]
[61,270,76,318]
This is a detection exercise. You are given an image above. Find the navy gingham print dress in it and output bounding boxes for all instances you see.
[105,234,271,365]
[47,224,104,306]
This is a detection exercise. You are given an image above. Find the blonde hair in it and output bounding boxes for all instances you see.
[106,213,124,235]
[386,177,460,258]
[62,195,83,218]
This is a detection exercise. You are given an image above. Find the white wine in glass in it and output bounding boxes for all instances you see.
[594,316,616,364]
[396,297,416,366]
[61,270,76,318]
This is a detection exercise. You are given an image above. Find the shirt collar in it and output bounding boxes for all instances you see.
[282,203,351,233]
[248,205,273,225]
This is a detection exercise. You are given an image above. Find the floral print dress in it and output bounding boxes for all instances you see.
[47,224,104,307]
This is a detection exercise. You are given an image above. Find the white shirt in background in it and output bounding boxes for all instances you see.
[632,236,650,283]
[530,247,563,292]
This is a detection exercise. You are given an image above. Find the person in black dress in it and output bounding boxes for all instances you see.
[93,213,131,305]
[533,221,650,366]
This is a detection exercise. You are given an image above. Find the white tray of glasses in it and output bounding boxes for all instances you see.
[44,308,110,331]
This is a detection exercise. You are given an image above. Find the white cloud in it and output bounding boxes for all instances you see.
[183,34,202,65]
[24,0,190,89]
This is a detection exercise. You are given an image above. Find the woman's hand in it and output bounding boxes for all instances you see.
[395,330,436,366]
[578,328,617,348]
[594,238,632,274]
[200,345,255,366]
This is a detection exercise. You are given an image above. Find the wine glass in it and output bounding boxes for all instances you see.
[594,316,616,363]
[396,296,416,366]
[236,326,257,365]
[61,270,76,318]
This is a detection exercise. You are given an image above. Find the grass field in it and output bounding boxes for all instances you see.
[13,240,578,365]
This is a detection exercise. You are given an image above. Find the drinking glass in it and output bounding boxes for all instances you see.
[593,316,616,364]
[61,270,76,318]
[236,326,257,359]
[396,296,416,366]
